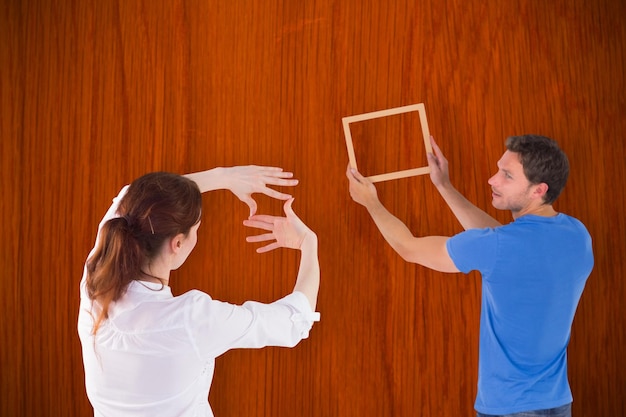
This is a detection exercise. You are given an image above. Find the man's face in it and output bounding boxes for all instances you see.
[487,150,536,213]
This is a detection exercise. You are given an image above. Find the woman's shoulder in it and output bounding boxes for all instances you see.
[174,289,213,303]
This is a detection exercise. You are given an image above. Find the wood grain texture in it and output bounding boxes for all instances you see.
[1,0,624,416]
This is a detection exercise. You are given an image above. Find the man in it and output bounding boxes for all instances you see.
[346,135,593,417]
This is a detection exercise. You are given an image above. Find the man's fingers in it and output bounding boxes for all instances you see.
[346,164,365,183]
[429,135,445,159]
[346,164,356,178]
[427,151,439,168]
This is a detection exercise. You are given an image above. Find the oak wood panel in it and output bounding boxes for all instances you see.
[1,0,624,416]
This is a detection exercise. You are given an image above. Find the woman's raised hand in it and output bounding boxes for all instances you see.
[243,199,314,253]
[224,166,299,218]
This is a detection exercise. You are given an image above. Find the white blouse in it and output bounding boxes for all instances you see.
[78,187,320,417]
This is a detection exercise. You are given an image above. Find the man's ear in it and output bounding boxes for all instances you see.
[532,182,549,200]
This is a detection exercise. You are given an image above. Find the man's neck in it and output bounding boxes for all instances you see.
[512,204,558,220]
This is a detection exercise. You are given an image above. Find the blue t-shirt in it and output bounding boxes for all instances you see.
[446,214,593,414]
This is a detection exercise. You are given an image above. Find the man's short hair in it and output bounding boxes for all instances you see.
[505,135,570,204]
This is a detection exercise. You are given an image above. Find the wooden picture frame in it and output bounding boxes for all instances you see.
[342,103,432,183]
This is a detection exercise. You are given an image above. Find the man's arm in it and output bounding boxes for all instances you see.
[346,166,459,273]
[428,137,501,230]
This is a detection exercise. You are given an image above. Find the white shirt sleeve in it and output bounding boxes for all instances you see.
[84,186,130,265]
[81,186,130,291]
[185,290,320,359]
[95,186,129,239]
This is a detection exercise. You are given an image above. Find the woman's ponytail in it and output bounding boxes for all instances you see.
[86,217,144,335]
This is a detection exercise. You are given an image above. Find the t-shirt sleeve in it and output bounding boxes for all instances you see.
[446,228,498,275]
[186,290,320,359]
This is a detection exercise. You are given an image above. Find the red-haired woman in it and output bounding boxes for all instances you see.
[78,165,319,417]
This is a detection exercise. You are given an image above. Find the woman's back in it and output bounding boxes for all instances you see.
[79,280,215,416]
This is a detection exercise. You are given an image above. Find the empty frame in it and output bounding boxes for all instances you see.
[342,103,432,183]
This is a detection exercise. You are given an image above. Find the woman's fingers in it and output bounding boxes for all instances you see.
[255,242,280,253]
[245,232,275,243]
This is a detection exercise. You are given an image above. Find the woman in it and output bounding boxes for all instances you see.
[78,165,320,417]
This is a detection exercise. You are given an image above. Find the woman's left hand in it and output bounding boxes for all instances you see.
[225,166,299,217]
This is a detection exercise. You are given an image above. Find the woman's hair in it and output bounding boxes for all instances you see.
[86,172,202,334]
[505,135,570,204]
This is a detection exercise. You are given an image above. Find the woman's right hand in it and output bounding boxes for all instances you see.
[243,198,315,253]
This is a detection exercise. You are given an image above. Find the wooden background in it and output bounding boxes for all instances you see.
[2,0,625,416]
